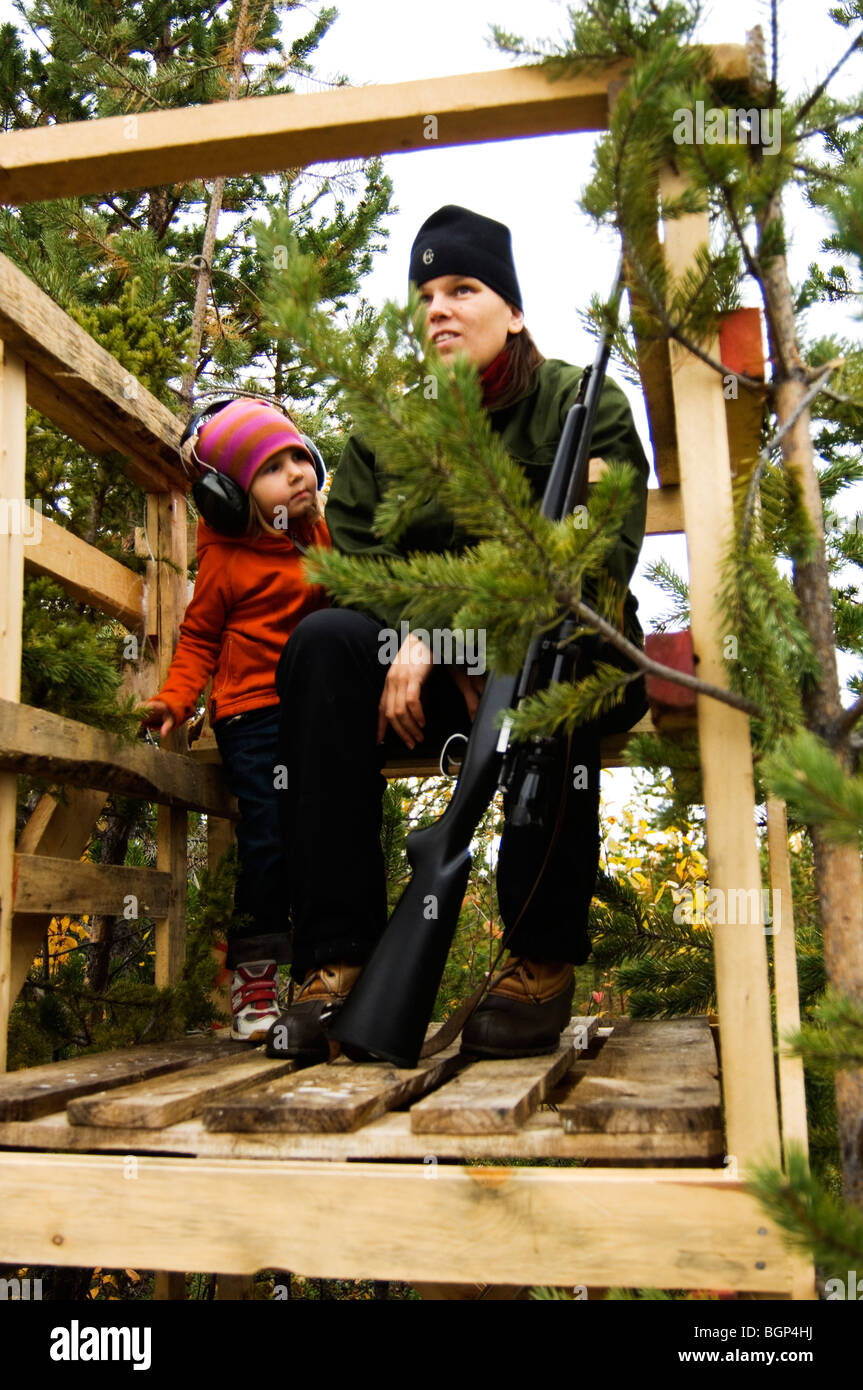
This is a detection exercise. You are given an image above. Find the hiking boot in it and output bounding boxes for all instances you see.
[460,956,575,1059]
[230,960,280,1043]
[265,962,361,1063]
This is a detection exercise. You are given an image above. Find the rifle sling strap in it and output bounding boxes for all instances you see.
[418,728,576,1059]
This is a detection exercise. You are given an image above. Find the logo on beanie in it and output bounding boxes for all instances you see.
[422,248,434,265]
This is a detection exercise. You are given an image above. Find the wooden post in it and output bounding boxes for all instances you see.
[153,1270,186,1300]
[208,816,235,1027]
[660,167,781,1169]
[148,489,189,989]
[0,343,27,1072]
[766,797,809,1161]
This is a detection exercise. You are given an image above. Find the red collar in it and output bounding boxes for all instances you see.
[480,347,513,408]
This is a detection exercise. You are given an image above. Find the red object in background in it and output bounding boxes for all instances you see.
[644,630,697,715]
[718,307,766,380]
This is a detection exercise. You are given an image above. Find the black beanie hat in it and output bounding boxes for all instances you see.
[408,205,523,311]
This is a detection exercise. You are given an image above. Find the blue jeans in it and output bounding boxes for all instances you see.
[213,705,291,967]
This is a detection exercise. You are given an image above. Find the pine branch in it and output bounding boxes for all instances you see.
[761,729,863,841]
[781,991,863,1072]
[741,364,839,549]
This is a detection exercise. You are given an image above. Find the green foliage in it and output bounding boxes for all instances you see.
[7,840,236,1069]
[761,729,863,842]
[782,990,863,1072]
[746,1145,863,1274]
[21,577,142,737]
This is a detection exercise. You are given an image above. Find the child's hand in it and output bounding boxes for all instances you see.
[141,699,176,740]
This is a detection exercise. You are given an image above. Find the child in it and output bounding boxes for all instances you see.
[142,397,330,1042]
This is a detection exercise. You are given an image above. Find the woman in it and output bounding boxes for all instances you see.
[268,205,650,1062]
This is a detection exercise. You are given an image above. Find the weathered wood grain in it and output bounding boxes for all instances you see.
[204,1047,464,1134]
[0,1106,725,1161]
[559,1017,722,1135]
[68,1051,295,1130]
[0,1035,247,1120]
[14,853,172,917]
[0,699,237,819]
[410,1042,575,1135]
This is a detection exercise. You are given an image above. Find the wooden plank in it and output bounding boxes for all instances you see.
[0,343,27,1072]
[0,698,237,819]
[0,1151,797,1291]
[0,52,748,207]
[14,853,171,918]
[0,1104,725,1161]
[25,363,176,496]
[0,253,184,485]
[559,1018,721,1135]
[766,797,810,1161]
[23,507,145,629]
[68,1051,296,1130]
[660,165,781,1168]
[409,1020,595,1134]
[410,1044,574,1134]
[0,1034,246,1121]
[204,1046,464,1133]
[645,484,683,534]
[152,489,189,988]
[153,1271,186,1300]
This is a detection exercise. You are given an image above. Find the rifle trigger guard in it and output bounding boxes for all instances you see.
[439,731,469,778]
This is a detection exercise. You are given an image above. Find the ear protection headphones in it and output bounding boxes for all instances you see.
[179,393,327,539]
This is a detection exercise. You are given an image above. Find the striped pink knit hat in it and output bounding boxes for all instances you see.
[196,398,314,493]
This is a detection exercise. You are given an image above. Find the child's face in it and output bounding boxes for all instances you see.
[250,446,318,527]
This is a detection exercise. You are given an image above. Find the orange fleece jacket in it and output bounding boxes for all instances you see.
[156,515,331,726]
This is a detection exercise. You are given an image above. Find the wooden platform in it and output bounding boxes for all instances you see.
[0,1016,723,1164]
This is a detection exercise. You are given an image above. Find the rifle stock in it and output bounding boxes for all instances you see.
[329,262,624,1068]
[329,671,518,1067]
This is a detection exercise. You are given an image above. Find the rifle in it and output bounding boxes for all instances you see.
[328,261,625,1068]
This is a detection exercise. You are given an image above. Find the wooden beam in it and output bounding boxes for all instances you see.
[0,343,27,1072]
[151,489,190,988]
[661,166,780,1168]
[0,698,237,819]
[25,364,178,496]
[23,506,145,629]
[0,1103,725,1162]
[0,1152,797,1292]
[645,483,683,534]
[0,52,749,207]
[0,253,184,487]
[766,797,810,1162]
[14,854,171,917]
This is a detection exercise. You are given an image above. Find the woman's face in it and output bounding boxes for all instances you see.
[417,275,523,371]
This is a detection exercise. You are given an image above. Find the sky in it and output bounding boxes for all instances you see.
[2,0,860,803]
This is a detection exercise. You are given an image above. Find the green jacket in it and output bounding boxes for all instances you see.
[326,357,650,646]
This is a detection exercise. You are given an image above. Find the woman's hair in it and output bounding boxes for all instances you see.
[493,323,545,410]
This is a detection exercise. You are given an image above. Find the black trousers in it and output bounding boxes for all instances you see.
[275,609,601,981]
[213,706,292,968]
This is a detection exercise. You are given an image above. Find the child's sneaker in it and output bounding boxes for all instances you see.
[230,960,280,1043]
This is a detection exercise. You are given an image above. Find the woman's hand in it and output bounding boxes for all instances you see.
[449,668,486,720]
[377,633,434,748]
[141,699,176,740]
